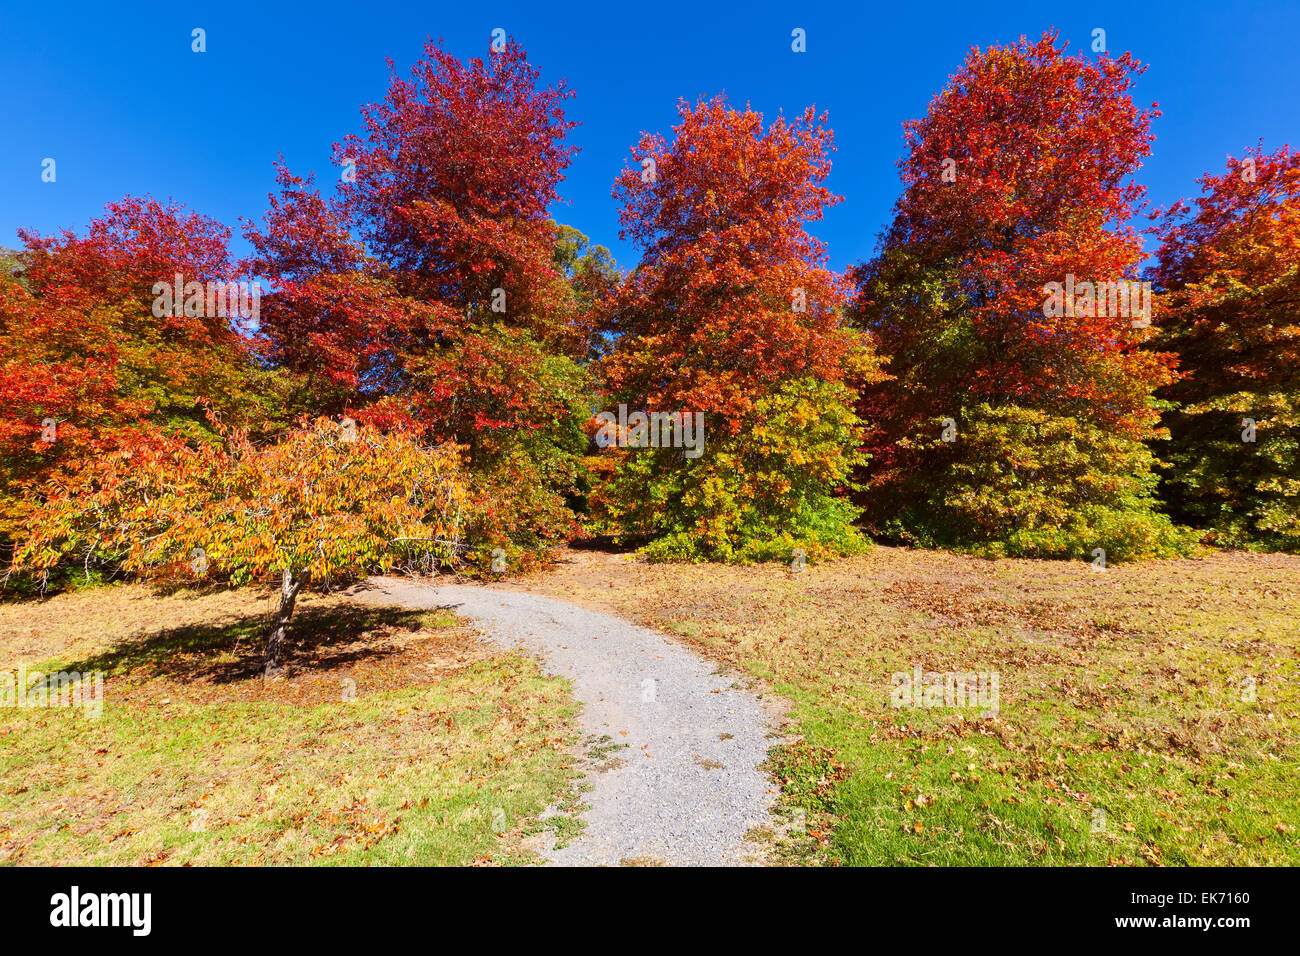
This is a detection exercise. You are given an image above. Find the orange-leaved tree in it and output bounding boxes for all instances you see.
[13,418,467,674]
[593,95,881,561]
[602,95,870,428]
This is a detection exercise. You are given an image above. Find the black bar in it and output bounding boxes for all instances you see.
[0,866,1288,943]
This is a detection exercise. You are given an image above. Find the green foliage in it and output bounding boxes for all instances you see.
[551,223,616,289]
[456,349,592,572]
[593,379,870,563]
[883,404,1199,561]
[0,247,23,284]
[462,448,583,575]
[1160,393,1300,551]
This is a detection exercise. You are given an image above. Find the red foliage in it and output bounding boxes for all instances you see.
[601,95,873,432]
[242,162,452,406]
[1,198,254,540]
[1151,142,1300,394]
[243,39,587,464]
[1148,144,1300,545]
[333,37,577,335]
[853,30,1176,442]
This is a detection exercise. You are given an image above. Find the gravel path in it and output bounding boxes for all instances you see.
[358,577,778,866]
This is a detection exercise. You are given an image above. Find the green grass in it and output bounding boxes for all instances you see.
[0,584,579,865]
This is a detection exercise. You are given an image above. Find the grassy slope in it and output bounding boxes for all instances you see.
[523,546,1300,866]
[0,584,578,865]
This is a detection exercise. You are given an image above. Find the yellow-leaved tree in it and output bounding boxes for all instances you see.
[13,418,467,674]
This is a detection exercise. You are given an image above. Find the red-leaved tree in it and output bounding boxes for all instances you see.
[602,95,874,432]
[592,96,880,560]
[242,162,440,424]
[333,37,577,337]
[1,197,262,553]
[848,31,1191,558]
[1151,144,1300,549]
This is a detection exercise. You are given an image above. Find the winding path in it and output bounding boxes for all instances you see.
[358,577,777,866]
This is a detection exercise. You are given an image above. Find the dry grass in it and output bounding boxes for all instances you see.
[519,545,1300,865]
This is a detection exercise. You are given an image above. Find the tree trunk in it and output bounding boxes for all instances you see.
[263,569,303,677]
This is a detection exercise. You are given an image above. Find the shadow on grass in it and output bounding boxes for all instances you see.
[58,602,452,684]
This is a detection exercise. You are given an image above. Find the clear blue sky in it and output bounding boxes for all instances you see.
[2,0,1296,272]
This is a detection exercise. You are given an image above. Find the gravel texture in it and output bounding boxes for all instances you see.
[359,577,777,866]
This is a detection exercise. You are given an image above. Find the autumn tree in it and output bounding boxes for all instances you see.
[331,38,589,459]
[1150,144,1300,549]
[850,31,1192,558]
[0,197,268,561]
[244,40,592,559]
[241,162,436,423]
[594,96,880,560]
[334,37,576,338]
[13,418,467,674]
[896,404,1196,559]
